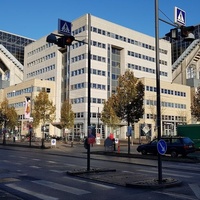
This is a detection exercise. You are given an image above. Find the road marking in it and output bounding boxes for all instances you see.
[6,183,58,200]
[138,169,192,178]
[33,180,91,195]
[29,165,41,169]
[49,170,66,173]
[155,191,197,200]
[47,161,57,164]
[189,184,200,199]
[64,177,116,189]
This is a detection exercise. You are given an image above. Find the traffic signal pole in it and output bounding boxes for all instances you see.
[155,0,162,184]
[87,13,91,171]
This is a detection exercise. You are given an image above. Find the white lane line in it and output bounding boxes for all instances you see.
[47,161,57,164]
[33,180,91,195]
[189,184,200,199]
[155,191,197,200]
[6,183,58,200]
[49,170,66,173]
[138,169,192,178]
[29,165,41,169]
[64,177,116,189]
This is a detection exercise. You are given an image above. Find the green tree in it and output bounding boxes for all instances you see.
[113,70,145,154]
[60,99,74,140]
[101,95,120,133]
[191,87,200,121]
[32,91,56,148]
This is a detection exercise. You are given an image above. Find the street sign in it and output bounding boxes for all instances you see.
[157,139,167,155]
[51,139,56,147]
[127,126,132,136]
[174,7,186,26]
[58,19,72,35]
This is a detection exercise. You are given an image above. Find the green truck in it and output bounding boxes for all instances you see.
[177,124,200,149]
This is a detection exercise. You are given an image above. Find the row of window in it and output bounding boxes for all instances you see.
[146,99,186,109]
[71,53,106,63]
[146,113,186,122]
[71,82,106,90]
[90,26,168,55]
[7,86,33,98]
[27,43,53,57]
[71,97,105,104]
[7,87,50,99]
[27,52,56,67]
[71,68,106,77]
[74,112,102,119]
[27,64,56,79]
[146,86,186,97]
[128,63,168,77]
[128,50,168,66]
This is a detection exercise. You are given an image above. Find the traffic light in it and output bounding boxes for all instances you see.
[180,26,195,41]
[169,28,178,40]
[46,34,75,47]
[56,35,75,47]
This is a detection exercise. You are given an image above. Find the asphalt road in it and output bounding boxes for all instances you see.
[0,143,200,200]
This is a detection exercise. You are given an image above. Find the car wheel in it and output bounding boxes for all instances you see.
[141,149,147,155]
[182,153,187,157]
[171,151,178,158]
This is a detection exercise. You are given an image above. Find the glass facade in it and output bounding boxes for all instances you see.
[0,30,34,65]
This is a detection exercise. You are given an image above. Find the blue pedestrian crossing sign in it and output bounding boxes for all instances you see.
[58,19,72,35]
[174,7,186,26]
[157,139,167,155]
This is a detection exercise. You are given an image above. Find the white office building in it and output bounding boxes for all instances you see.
[23,14,190,140]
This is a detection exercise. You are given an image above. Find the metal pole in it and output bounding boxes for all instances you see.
[87,13,91,171]
[97,107,100,134]
[155,0,162,183]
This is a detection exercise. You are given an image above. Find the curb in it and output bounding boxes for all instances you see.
[126,178,182,189]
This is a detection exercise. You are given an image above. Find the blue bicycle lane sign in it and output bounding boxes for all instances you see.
[157,139,167,155]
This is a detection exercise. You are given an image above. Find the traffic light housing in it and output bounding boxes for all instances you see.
[56,35,75,47]
[180,26,195,41]
[46,34,75,47]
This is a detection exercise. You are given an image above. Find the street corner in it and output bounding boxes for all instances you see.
[126,177,182,189]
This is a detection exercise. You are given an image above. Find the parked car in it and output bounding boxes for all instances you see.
[137,136,196,157]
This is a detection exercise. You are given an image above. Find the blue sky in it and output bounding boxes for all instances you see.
[1,0,199,40]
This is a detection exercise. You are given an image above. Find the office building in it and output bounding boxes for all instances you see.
[22,14,192,139]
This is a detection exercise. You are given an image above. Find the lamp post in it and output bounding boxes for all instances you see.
[87,13,92,171]
[155,0,162,184]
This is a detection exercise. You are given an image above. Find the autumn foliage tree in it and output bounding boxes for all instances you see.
[60,99,74,139]
[101,95,120,133]
[0,98,18,130]
[101,70,145,154]
[32,91,56,147]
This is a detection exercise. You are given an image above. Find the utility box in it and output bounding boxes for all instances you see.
[177,124,200,148]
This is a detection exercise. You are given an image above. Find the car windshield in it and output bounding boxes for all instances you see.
[182,137,193,144]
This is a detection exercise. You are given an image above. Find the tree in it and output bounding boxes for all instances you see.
[0,98,18,144]
[101,95,120,133]
[112,70,145,154]
[60,99,74,140]
[191,87,200,121]
[32,91,56,148]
